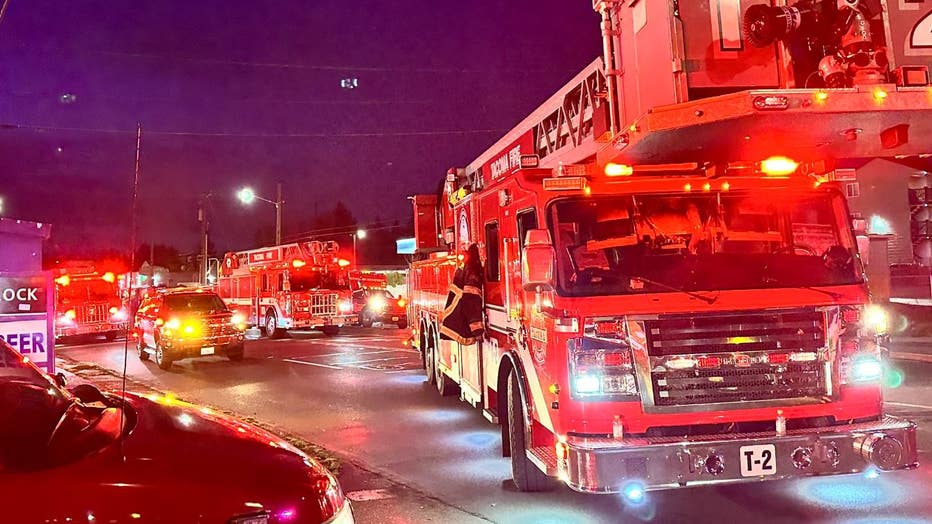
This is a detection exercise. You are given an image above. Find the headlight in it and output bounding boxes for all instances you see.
[111,308,128,321]
[338,301,353,313]
[569,338,638,400]
[231,313,247,330]
[863,304,888,335]
[164,318,181,330]
[367,296,387,311]
[850,356,884,383]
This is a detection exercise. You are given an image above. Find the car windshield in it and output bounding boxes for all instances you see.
[163,294,228,313]
[0,340,71,466]
[548,190,861,297]
[290,271,350,291]
[59,279,117,301]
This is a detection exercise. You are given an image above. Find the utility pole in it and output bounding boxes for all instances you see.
[275,182,282,245]
[199,195,209,285]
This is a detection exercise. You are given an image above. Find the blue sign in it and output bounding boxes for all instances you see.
[396,238,416,255]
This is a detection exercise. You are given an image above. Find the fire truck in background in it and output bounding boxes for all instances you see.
[407,1,929,495]
[216,241,356,337]
[52,262,126,341]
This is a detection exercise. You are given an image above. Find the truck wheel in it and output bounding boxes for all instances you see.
[137,337,149,361]
[423,328,436,385]
[396,318,408,329]
[321,326,340,337]
[104,331,118,342]
[155,343,173,371]
[435,337,458,397]
[226,343,245,361]
[507,370,552,492]
[265,310,284,339]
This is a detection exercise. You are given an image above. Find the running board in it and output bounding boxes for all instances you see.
[527,446,558,476]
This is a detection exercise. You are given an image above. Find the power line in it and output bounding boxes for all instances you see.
[0,122,507,139]
[95,49,579,75]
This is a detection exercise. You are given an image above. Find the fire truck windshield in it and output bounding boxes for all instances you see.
[289,271,350,292]
[163,294,228,313]
[548,190,861,297]
[58,279,117,301]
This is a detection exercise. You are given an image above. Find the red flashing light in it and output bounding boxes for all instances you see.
[696,355,721,368]
[397,298,407,308]
[292,259,307,268]
[761,156,799,176]
[595,321,618,336]
[337,259,351,268]
[54,275,71,287]
[101,272,116,283]
[767,353,789,364]
[603,352,631,367]
[64,309,77,320]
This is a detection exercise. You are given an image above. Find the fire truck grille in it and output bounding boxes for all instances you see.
[645,309,824,356]
[644,309,827,407]
[81,303,109,324]
[310,294,338,317]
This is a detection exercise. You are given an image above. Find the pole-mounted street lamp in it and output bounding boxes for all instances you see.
[352,229,366,266]
[237,183,283,245]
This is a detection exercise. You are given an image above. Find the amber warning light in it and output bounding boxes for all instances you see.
[760,156,799,176]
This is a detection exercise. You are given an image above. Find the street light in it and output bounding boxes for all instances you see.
[353,229,366,266]
[237,183,283,245]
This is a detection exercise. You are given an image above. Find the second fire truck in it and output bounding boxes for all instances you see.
[53,262,126,341]
[216,241,356,337]
[407,0,928,495]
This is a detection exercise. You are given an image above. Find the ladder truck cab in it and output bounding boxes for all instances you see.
[216,241,356,338]
[408,0,929,494]
[52,262,126,341]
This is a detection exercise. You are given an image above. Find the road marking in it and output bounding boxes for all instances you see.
[282,358,342,370]
[339,356,415,365]
[891,352,932,364]
[312,349,403,358]
[345,489,395,502]
[886,401,932,411]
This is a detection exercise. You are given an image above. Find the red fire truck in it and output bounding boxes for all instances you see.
[216,241,356,337]
[52,263,126,341]
[408,1,928,495]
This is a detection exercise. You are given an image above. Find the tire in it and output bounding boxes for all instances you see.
[155,342,173,371]
[104,331,118,342]
[321,326,340,337]
[226,342,245,362]
[266,309,284,339]
[435,335,458,397]
[397,318,408,329]
[360,310,374,328]
[137,337,149,361]
[507,370,552,492]
[423,328,436,385]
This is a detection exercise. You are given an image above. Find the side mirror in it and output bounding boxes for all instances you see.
[522,229,555,291]
[54,372,67,388]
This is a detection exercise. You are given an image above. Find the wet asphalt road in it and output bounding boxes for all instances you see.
[57,329,932,524]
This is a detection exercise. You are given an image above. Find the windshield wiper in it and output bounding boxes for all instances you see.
[625,274,718,305]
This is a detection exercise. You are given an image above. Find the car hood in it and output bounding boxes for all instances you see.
[3,392,341,523]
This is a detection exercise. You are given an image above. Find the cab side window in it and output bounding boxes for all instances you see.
[485,221,500,282]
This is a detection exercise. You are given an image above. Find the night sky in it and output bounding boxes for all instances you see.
[0,1,601,258]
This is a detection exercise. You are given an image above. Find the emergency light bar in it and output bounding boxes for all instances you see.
[543,176,587,191]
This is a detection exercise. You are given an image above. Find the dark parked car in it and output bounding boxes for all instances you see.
[134,288,247,370]
[352,288,408,329]
[0,339,353,523]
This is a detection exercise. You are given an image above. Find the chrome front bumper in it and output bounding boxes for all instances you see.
[548,416,917,493]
